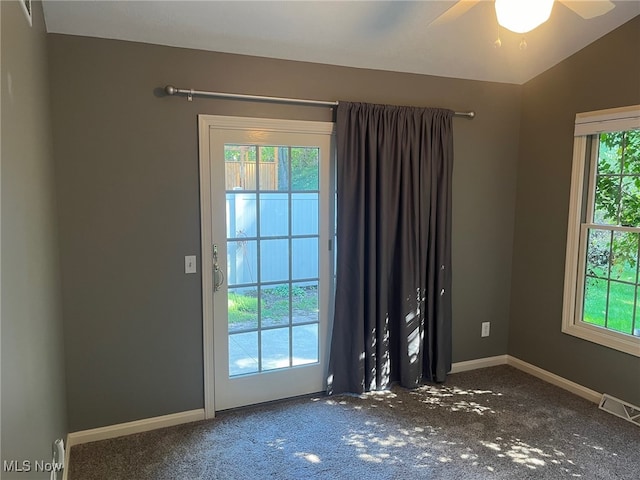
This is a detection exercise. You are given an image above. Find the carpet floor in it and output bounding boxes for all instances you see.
[68,365,639,479]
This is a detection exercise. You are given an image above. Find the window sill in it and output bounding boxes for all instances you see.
[562,321,640,357]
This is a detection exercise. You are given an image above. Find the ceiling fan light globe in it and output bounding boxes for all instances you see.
[495,0,555,34]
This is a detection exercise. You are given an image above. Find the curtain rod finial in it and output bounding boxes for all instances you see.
[165,85,177,96]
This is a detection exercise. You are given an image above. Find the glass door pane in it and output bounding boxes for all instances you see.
[225,145,321,377]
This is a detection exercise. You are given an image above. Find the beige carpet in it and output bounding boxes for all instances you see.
[69,365,639,479]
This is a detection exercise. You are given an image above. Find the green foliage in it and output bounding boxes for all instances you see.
[227,286,318,325]
[583,276,637,336]
[268,285,290,297]
[260,146,276,162]
[596,131,640,227]
[611,233,639,279]
[269,284,306,297]
[224,145,256,162]
[291,285,306,297]
[224,144,319,191]
[290,147,319,191]
[228,291,257,311]
[592,130,640,276]
[228,291,258,323]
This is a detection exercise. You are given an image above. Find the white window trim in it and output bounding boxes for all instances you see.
[562,105,640,357]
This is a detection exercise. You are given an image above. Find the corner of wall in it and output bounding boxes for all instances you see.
[1,0,68,468]
[506,15,640,406]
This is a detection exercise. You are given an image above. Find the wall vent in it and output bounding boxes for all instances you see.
[599,394,640,427]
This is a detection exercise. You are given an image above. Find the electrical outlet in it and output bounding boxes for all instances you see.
[185,255,197,274]
[481,322,490,337]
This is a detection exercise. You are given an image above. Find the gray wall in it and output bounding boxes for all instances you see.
[509,16,640,405]
[1,1,68,477]
[48,34,521,431]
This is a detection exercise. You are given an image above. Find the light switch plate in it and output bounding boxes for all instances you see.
[185,255,197,274]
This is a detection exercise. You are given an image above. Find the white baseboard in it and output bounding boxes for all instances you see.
[66,408,205,448]
[506,356,601,404]
[450,354,601,404]
[450,355,508,373]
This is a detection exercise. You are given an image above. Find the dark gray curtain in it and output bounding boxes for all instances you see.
[328,101,453,394]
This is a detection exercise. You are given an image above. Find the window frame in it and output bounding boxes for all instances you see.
[562,105,640,357]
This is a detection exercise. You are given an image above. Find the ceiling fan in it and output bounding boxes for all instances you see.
[431,0,616,33]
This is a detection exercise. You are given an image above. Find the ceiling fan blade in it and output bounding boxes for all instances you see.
[559,0,615,20]
[429,0,481,27]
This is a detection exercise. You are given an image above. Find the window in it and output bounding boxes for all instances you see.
[563,105,640,356]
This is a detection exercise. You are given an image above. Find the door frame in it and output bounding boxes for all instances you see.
[198,115,335,418]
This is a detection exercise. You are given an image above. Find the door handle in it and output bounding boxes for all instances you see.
[213,244,225,292]
[214,264,225,292]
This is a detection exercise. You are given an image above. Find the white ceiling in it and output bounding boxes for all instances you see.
[42,1,640,85]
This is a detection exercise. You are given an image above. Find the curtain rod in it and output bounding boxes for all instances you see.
[163,85,475,119]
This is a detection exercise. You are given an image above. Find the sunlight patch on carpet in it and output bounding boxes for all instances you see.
[294,452,321,464]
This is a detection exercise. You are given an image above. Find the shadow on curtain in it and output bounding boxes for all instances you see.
[328,101,454,394]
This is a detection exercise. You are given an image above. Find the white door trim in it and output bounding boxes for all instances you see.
[198,115,335,418]
[198,117,216,419]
